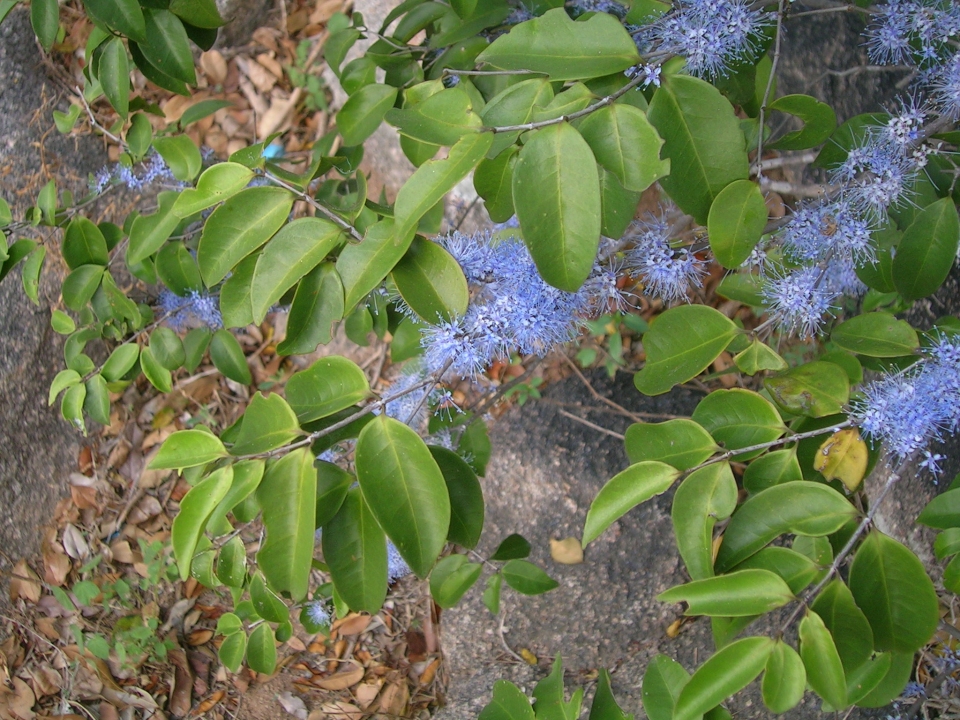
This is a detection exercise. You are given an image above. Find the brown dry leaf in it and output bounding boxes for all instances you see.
[62,524,90,560]
[34,617,60,642]
[10,560,41,603]
[354,681,381,710]
[236,57,278,94]
[311,0,343,24]
[314,701,362,720]
[187,629,214,646]
[99,703,119,720]
[286,637,306,652]
[666,618,683,638]
[189,690,225,717]
[256,54,283,80]
[277,691,308,719]
[43,544,71,587]
[334,614,371,637]
[6,677,36,720]
[314,666,364,691]
[258,88,302,139]
[200,50,228,84]
[418,657,440,687]
[376,681,409,717]
[28,664,62,697]
[109,541,135,564]
[70,485,99,511]
[549,537,583,565]
[128,495,163,525]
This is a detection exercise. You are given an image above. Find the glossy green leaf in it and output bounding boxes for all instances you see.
[336,219,415,312]
[735,547,818,595]
[50,310,76,335]
[642,654,689,720]
[148,326,185,371]
[799,610,847,709]
[249,571,289,623]
[659,568,793,617]
[476,8,639,80]
[918,488,960,529]
[830,313,920,357]
[761,641,806,714]
[156,243,202,296]
[764,362,850,418]
[429,554,483,608]
[97,37,129,118]
[848,531,938,653]
[846,652,893,706]
[218,628,246,673]
[140,9,196,85]
[482,573,502,616]
[395,131,494,243]
[276,262,345,355]
[583,461,680,546]
[672,463,737,580]
[480,79,553,157]
[386,87,482,146]
[356,416,450,577]
[599,166,642,239]
[892,197,960,301]
[534,654,584,720]
[31,0,58,51]
[230,392,301,455]
[322,488,388,614]
[734,339,787,376]
[183,328,211,373]
[314,461,353,528]
[286,356,370,423]
[140,346,172,392]
[150,429,227,469]
[101,344,140,383]
[490,533,531,561]
[673,637,774,720]
[768,94,837,151]
[60,382,86,432]
[856,652,913,708]
[197,186,293,286]
[172,162,254,217]
[590,669,632,720]
[810,579,874,671]
[256,447,316,601]
[430,446,484,549]
[936,527,960,559]
[153,136,202,183]
[246,622,277,675]
[171,467,232,579]
[578,104,669,193]
[715,481,858,571]
[81,0,146,41]
[127,191,180,265]
[691,389,786,460]
[21,245,45,306]
[474,147,517,223]
[742,449,802,493]
[512,122,600,292]
[707,180,767,269]
[478,680,535,720]
[169,0,222,28]
[647,75,749,225]
[218,252,256,329]
[624,419,718,471]
[634,306,738,396]
[0,239,38,284]
[210,329,251,385]
[48,369,81,407]
[62,264,104,312]
[251,217,345,323]
[392,236,469,322]
[337,83,398,146]
[501,559,558,595]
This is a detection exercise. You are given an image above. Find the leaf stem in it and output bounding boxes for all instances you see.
[260,170,364,242]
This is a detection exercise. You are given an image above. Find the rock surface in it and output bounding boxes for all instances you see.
[0,9,105,579]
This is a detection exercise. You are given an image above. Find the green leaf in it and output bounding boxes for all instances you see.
[474,147,517,223]
[673,637,774,720]
[216,536,247,588]
[590,669,633,720]
[246,622,277,675]
[251,217,345,323]
[314,461,353,528]
[583,461,680,546]
[634,306,738,396]
[501,559,558,595]
[734,339,787,376]
[577,104,669,193]
[286,356,370,423]
[848,531,938,653]
[715,481,858,571]
[276,262,345,355]
[672,463,737,580]
[707,180,767,269]
[255,448,316,601]
[322,488,388,614]
[183,328,212,373]
[230,392,301,455]
[395,131,493,243]
[742,449,802,493]
[31,0,58,51]
[830,313,919,357]
[476,8,639,80]
[691,389,786,461]
[337,83,398,146]
[171,467,233,579]
[763,362,850,418]
[101,344,140,382]
[429,554,483,608]
[734,547,820,597]
[429,446,484,549]
[150,429,227,469]
[141,345,171,391]
[936,527,960,559]
[761,641,806,714]
[810,579,874,672]
[169,0,222,28]
[125,113,153,160]
[599,167,643,240]
[799,610,847,709]
[336,219,415,312]
[356,416,450,577]
[249,572,289,623]
[479,680,535,720]
[624,419,719,471]
[391,236,469,322]
[197,186,293,286]
[482,573,502,615]
[172,162,254,217]
[659,569,794,617]
[768,95,837,151]
[149,326,185,371]
[207,459,265,536]
[534,654,584,720]
[490,533,531,561]
[127,191,180,266]
[846,653,893,706]
[21,245,45,306]
[48,369,81,407]
[480,79,553,158]
[51,310,76,335]
[62,264,103,312]
[140,9,196,85]
[512,122,600,292]
[210,329,252,385]
[386,87,482,146]
[156,243,202,295]
[647,75,749,225]
[97,37,129,119]
[81,0,145,40]
[918,488,960,529]
[856,652,913,708]
[60,382,86,432]
[219,252,257,329]
[218,629,246,672]
[153,136,202,184]
[893,198,960,301]
[642,654,690,720]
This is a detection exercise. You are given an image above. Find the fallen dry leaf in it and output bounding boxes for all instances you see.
[334,614,371,637]
[549,537,584,565]
[62,524,90,560]
[200,50,228,85]
[376,681,409,717]
[190,689,224,716]
[419,657,440,687]
[277,690,308,719]
[6,677,36,720]
[42,545,71,587]
[314,665,364,691]
[354,681,381,710]
[9,559,41,603]
[313,701,362,720]
[187,629,214,646]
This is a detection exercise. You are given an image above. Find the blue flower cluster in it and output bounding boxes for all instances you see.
[852,333,960,461]
[387,541,412,582]
[304,599,331,628]
[91,151,178,194]
[156,289,223,332]
[624,217,706,303]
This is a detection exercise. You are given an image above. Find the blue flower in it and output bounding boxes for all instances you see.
[305,600,331,628]
[781,200,876,266]
[387,542,411,582]
[625,217,706,304]
[760,266,838,339]
[157,289,223,331]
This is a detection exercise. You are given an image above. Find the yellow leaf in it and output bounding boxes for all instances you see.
[814,428,868,491]
[549,537,584,565]
[519,648,538,665]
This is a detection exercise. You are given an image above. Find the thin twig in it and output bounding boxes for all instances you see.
[561,354,649,423]
[754,0,786,179]
[262,170,363,242]
[557,409,626,440]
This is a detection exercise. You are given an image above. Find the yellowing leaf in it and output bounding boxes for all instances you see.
[549,537,584,565]
[814,429,868,491]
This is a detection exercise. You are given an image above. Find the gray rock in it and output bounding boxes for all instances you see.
[0,10,106,578]
[215,0,276,47]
